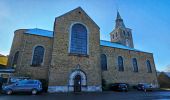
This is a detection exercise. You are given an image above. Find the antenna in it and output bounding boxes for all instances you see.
[115,0,119,12]
[36,24,37,29]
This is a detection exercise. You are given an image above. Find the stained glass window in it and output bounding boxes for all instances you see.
[32,46,45,66]
[132,58,138,72]
[146,60,152,73]
[101,54,107,71]
[70,23,87,55]
[118,56,124,71]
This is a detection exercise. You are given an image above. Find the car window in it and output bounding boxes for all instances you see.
[17,80,35,84]
[26,81,35,84]
[17,80,26,84]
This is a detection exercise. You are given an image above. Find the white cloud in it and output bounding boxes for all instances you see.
[0,50,10,56]
[164,64,170,72]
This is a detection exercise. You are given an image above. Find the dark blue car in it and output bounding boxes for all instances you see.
[2,80,42,95]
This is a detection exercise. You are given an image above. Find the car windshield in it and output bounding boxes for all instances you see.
[144,84,151,87]
[120,84,127,87]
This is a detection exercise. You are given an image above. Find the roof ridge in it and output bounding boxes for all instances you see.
[29,28,53,32]
[55,7,100,29]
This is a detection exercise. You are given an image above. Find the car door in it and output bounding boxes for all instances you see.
[25,80,35,91]
[12,81,25,92]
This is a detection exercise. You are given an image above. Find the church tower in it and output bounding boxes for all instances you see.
[110,11,134,48]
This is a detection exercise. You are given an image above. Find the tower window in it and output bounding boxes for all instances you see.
[127,32,130,36]
[69,23,88,55]
[116,32,117,37]
[126,39,129,47]
[32,46,45,66]
[123,31,126,36]
[118,56,124,71]
[112,34,114,39]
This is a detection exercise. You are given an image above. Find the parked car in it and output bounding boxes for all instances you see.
[2,80,42,95]
[110,83,128,92]
[136,83,153,92]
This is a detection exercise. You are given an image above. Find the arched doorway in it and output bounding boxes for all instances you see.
[74,75,81,92]
[69,69,87,92]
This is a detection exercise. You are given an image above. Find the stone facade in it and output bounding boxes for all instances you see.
[48,7,101,92]
[8,29,53,80]
[101,46,158,87]
[7,7,158,93]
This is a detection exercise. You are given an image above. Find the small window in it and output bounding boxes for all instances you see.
[12,51,19,68]
[126,39,129,47]
[112,34,114,39]
[146,60,152,73]
[32,46,45,66]
[101,54,107,71]
[123,31,126,36]
[132,58,138,72]
[116,32,118,37]
[127,32,130,36]
[118,56,124,71]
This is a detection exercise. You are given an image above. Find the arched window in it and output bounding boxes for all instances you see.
[132,58,138,72]
[101,54,107,71]
[32,46,45,66]
[126,39,129,47]
[70,23,88,55]
[123,31,126,36]
[118,56,124,71]
[146,60,152,73]
[12,51,19,67]
[112,34,114,39]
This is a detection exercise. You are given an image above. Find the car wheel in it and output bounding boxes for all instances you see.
[6,90,12,95]
[32,89,38,95]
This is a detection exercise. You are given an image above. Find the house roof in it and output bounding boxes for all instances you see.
[25,28,53,38]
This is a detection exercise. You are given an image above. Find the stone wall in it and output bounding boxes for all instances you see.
[100,46,159,87]
[8,29,26,67]
[8,30,53,80]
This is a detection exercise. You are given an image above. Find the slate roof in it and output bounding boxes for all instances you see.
[25,28,53,38]
[100,40,143,52]
[23,28,150,53]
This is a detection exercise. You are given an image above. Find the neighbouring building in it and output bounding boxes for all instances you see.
[7,7,158,92]
[0,54,8,66]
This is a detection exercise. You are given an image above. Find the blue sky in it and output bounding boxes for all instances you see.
[0,0,170,71]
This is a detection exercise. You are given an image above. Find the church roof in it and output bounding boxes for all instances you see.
[100,40,148,53]
[116,11,122,20]
[25,28,53,38]
[115,11,126,29]
[24,28,150,53]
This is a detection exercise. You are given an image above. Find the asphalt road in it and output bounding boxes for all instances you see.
[1,91,170,100]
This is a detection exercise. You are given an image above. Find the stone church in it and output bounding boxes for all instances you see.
[7,7,158,92]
